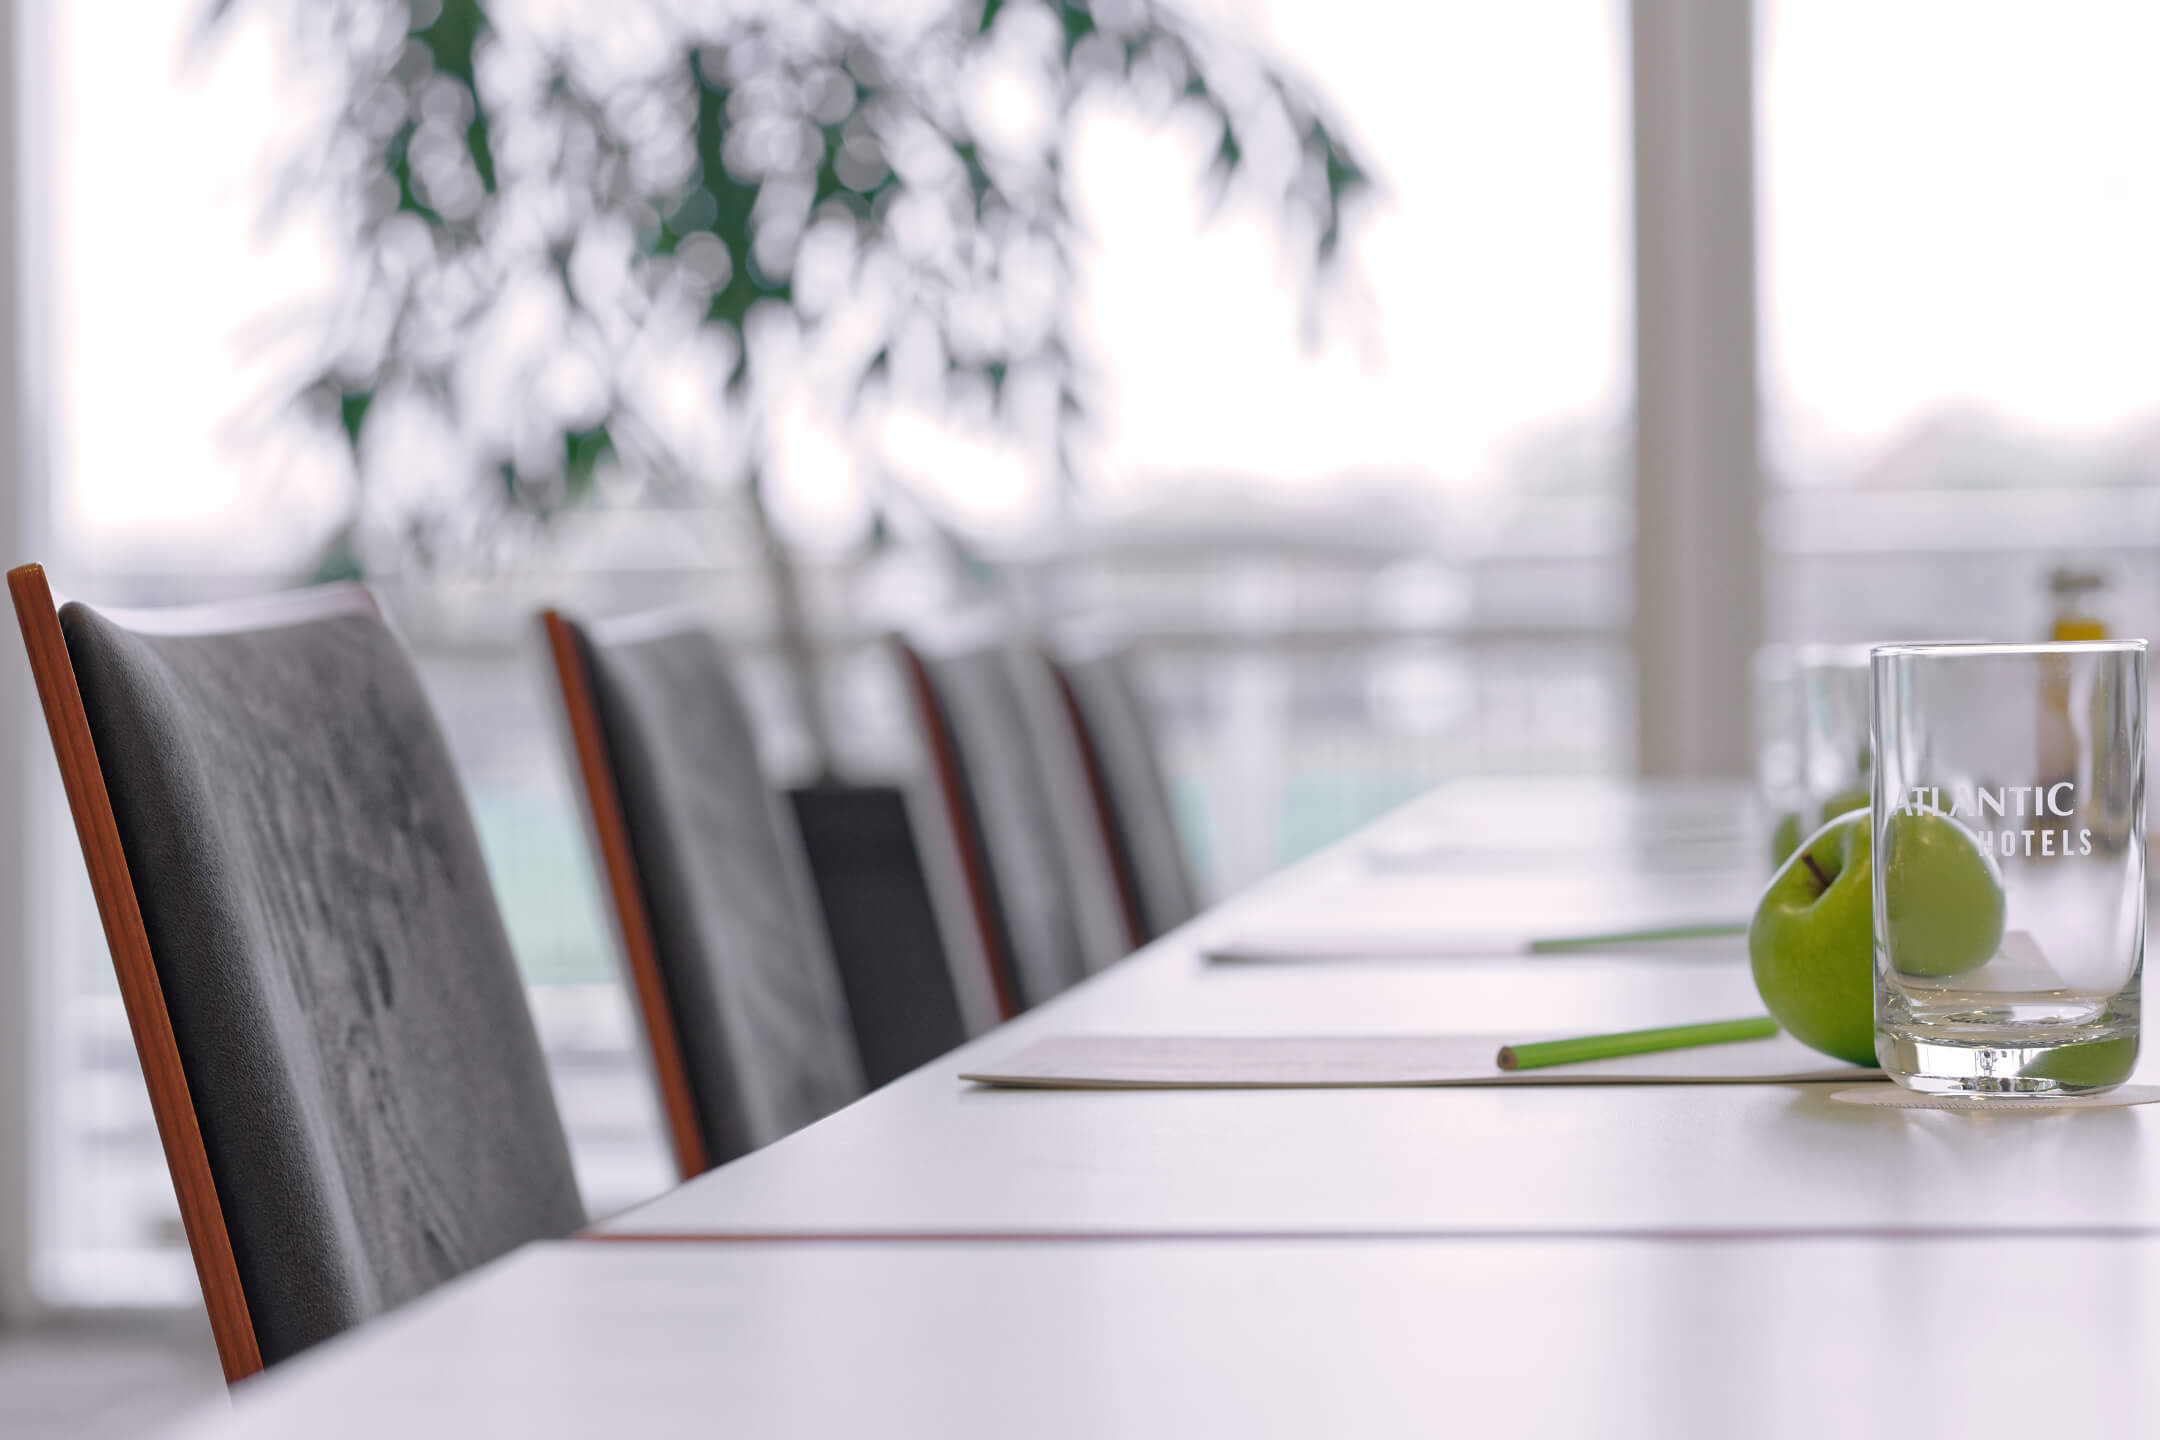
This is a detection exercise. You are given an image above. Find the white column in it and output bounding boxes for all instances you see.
[0,0,40,1326]
[1630,0,1763,778]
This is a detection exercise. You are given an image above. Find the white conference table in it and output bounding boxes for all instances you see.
[171,779,2160,1435]
[177,1235,2160,1439]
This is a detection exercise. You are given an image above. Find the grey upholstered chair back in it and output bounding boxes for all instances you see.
[905,633,1100,1009]
[58,589,585,1368]
[1049,646,1201,944]
[566,613,863,1165]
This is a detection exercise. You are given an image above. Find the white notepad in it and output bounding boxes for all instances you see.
[1204,934,1545,962]
[961,1033,1883,1089]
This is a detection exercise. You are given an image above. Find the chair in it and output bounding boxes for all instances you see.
[895,626,1126,1016]
[540,609,865,1181]
[8,566,585,1381]
[1044,641,1201,947]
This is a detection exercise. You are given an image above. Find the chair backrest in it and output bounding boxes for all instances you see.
[541,610,862,1179]
[786,782,972,1089]
[1046,644,1201,945]
[8,566,584,1381]
[895,628,1116,1012]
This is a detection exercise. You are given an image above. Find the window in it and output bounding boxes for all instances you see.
[1760,0,2160,644]
[1063,0,1632,890]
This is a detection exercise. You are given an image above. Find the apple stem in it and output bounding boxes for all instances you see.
[1800,852,1832,894]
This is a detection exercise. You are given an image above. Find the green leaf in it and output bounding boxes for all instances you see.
[385,119,442,226]
[1322,129,1369,198]
[413,0,489,89]
[563,424,615,498]
[466,107,497,195]
[339,390,374,449]
[1058,3,1097,56]
[951,140,993,217]
[813,122,849,206]
[1213,122,1242,178]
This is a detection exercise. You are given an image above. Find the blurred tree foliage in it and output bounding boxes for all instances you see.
[220,0,1371,571]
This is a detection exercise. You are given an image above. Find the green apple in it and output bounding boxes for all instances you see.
[2024,1033,2137,1089]
[1880,808,2005,978]
[1769,811,1802,866]
[1750,810,1877,1066]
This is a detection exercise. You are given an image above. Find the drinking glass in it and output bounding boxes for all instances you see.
[1753,644,1802,859]
[1872,641,2145,1095]
[1755,644,1873,866]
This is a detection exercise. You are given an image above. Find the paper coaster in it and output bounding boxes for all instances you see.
[1830,1083,2160,1111]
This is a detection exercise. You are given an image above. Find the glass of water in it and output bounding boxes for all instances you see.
[1872,640,2145,1095]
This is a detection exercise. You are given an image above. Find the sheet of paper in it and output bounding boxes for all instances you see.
[1205,934,1540,961]
[962,1032,1883,1089]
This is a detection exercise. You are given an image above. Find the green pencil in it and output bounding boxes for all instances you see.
[1495,1015,1778,1071]
[1526,920,1749,953]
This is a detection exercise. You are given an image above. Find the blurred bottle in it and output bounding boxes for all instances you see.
[2049,566,2109,642]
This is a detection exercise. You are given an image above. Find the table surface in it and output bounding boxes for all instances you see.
[179,1235,2160,1438]
[173,778,2160,1435]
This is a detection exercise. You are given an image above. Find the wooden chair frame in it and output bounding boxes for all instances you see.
[538,610,713,1180]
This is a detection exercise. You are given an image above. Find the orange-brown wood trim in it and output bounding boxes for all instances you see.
[539,610,713,1181]
[895,640,1018,1022]
[6,564,264,1383]
[1045,659,1146,953]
